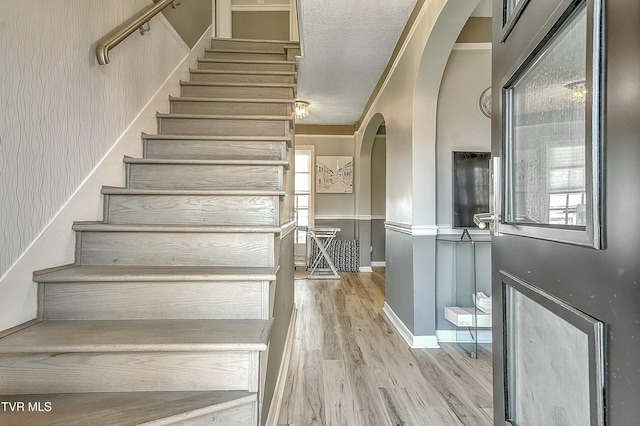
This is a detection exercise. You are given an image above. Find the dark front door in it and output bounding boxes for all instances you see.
[492,0,640,424]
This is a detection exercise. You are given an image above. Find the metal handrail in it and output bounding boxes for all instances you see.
[96,0,181,65]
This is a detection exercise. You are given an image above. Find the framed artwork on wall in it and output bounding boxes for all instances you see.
[316,156,353,193]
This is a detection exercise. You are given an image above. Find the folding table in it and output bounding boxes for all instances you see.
[307,227,341,279]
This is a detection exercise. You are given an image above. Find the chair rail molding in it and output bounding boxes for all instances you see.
[384,221,438,236]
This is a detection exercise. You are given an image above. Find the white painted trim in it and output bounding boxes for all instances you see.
[217,0,232,38]
[265,308,297,426]
[382,303,440,349]
[232,5,290,12]
[295,134,355,139]
[371,261,386,268]
[314,214,387,221]
[436,225,492,236]
[315,215,355,220]
[384,221,438,236]
[452,42,492,50]
[289,0,299,42]
[280,220,297,238]
[436,329,493,344]
[384,221,412,235]
[359,266,373,273]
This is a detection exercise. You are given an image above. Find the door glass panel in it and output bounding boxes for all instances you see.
[502,272,605,426]
[506,5,587,227]
[505,285,590,425]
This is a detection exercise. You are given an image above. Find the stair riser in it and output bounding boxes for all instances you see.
[77,232,276,267]
[0,351,258,394]
[210,39,290,52]
[43,281,271,320]
[181,85,294,99]
[158,117,290,137]
[105,194,280,226]
[198,61,295,72]
[143,139,287,161]
[170,99,292,116]
[204,51,287,61]
[127,164,284,191]
[189,72,295,84]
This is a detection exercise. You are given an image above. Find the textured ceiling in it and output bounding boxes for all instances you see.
[295,0,418,125]
[295,0,492,126]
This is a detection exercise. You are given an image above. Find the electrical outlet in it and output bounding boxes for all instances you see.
[258,0,264,3]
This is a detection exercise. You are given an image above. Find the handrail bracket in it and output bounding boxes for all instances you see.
[96,0,181,65]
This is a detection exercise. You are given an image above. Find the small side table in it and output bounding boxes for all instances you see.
[307,227,341,279]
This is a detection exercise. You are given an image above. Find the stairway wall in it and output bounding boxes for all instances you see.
[0,1,212,331]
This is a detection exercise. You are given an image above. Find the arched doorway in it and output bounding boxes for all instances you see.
[356,113,386,272]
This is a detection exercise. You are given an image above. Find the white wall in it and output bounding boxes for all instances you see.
[0,0,210,331]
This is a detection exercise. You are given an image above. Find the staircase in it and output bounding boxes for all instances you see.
[0,38,298,426]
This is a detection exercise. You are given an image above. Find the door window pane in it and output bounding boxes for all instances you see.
[506,5,587,227]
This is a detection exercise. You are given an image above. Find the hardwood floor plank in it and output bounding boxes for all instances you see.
[321,313,343,361]
[344,363,392,426]
[335,315,366,366]
[323,360,360,426]
[412,349,492,425]
[298,350,326,425]
[277,271,493,425]
[276,338,302,424]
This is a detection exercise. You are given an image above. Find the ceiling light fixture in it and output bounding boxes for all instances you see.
[565,80,587,100]
[295,100,310,119]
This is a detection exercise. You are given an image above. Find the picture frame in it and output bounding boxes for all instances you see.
[316,156,353,193]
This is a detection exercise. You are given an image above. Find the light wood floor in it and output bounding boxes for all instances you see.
[277,269,493,426]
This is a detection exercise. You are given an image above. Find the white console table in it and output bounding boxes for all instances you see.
[438,234,492,358]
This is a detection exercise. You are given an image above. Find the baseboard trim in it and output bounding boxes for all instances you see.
[265,307,298,426]
[370,261,386,268]
[382,302,439,348]
[0,318,41,339]
[359,266,373,273]
[436,329,492,344]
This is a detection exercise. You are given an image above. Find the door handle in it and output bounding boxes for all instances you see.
[473,212,494,229]
[473,157,501,235]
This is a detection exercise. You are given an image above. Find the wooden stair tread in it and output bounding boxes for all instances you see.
[71,221,287,234]
[169,96,295,103]
[205,48,286,55]
[33,264,279,283]
[0,319,272,353]
[123,157,289,167]
[189,69,297,76]
[0,391,255,426]
[180,81,295,88]
[141,132,291,141]
[101,186,285,196]
[213,37,297,44]
[156,112,293,121]
[198,58,297,65]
